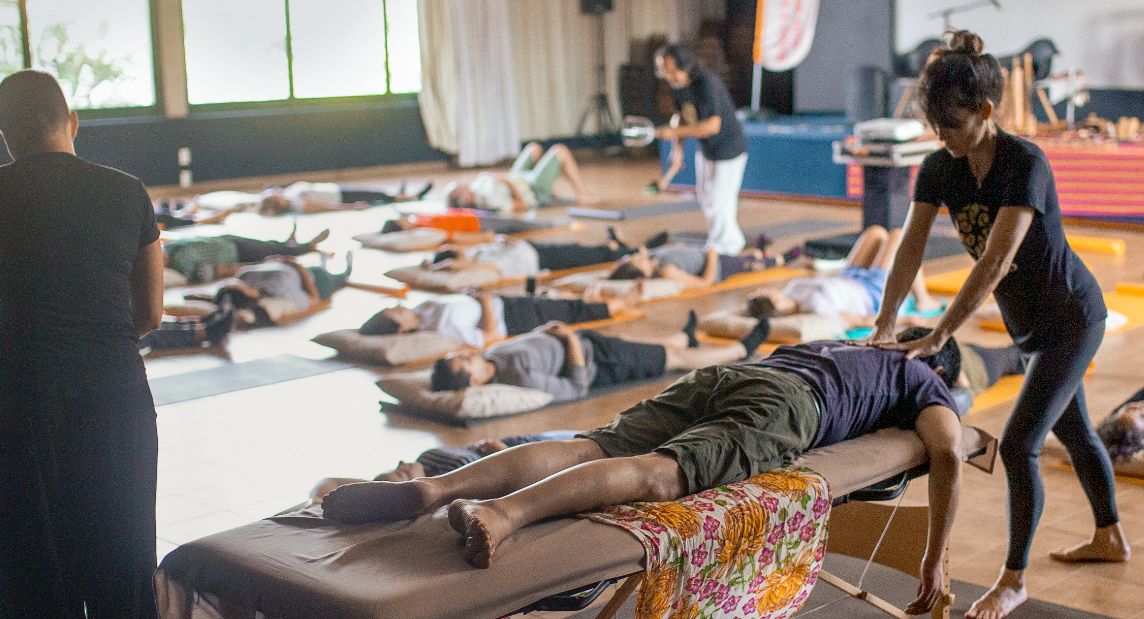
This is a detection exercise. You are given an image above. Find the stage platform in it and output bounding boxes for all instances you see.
[661,114,855,201]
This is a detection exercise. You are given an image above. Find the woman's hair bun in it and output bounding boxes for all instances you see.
[946,30,984,55]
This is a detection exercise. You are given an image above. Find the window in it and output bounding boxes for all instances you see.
[2,0,158,110]
[182,0,420,106]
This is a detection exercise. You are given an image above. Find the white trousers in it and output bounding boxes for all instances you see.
[695,151,748,254]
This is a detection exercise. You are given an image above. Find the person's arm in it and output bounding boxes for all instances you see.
[498,178,528,213]
[658,115,721,140]
[657,264,709,289]
[476,291,500,342]
[881,207,1034,359]
[904,404,963,615]
[700,247,719,284]
[130,239,165,337]
[869,203,939,343]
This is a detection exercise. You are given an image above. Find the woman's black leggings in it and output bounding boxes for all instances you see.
[1000,321,1118,570]
[221,236,313,263]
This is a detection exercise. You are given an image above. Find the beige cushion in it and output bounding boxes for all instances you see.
[385,266,504,292]
[550,270,683,300]
[164,267,189,288]
[312,330,462,365]
[354,229,448,252]
[376,371,553,419]
[699,309,846,343]
[1044,436,1144,478]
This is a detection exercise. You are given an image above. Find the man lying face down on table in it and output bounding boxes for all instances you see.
[323,327,966,615]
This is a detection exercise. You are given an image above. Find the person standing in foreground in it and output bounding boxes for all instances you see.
[655,43,748,255]
[0,71,164,618]
[867,32,1128,619]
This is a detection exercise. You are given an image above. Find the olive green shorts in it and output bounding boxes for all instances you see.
[580,365,820,494]
[510,147,562,204]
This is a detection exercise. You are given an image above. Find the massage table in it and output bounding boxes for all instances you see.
[155,426,994,619]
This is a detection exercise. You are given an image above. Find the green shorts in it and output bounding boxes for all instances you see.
[510,147,563,203]
[580,365,820,494]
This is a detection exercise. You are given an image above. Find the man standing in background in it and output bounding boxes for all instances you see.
[656,43,749,255]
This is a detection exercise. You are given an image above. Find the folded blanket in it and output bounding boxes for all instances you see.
[584,467,830,618]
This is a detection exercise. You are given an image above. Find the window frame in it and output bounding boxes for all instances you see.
[183,0,419,113]
[2,0,163,118]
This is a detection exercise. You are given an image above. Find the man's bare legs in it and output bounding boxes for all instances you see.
[614,329,752,368]
[450,451,686,567]
[321,439,607,523]
[546,144,600,204]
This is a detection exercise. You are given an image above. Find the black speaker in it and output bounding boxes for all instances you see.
[580,0,613,15]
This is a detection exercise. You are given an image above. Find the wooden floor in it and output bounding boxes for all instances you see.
[149,153,1144,618]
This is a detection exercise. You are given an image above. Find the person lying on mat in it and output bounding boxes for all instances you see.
[1095,388,1144,468]
[419,233,666,280]
[359,284,643,348]
[163,225,330,283]
[606,242,802,289]
[185,180,432,217]
[308,430,580,505]
[746,226,944,328]
[955,341,1027,397]
[445,142,599,213]
[322,327,965,615]
[203,254,352,328]
[425,314,772,404]
[153,198,242,229]
[138,296,236,352]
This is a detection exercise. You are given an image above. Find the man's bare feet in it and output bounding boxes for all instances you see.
[307,477,366,506]
[1050,523,1131,563]
[373,460,428,482]
[305,228,331,249]
[469,439,510,457]
[321,479,441,523]
[966,570,1027,619]
[448,499,516,568]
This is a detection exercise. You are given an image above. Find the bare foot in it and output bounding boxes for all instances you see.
[307,477,366,506]
[321,479,440,523]
[305,228,331,249]
[448,499,515,569]
[1050,524,1131,563]
[966,574,1027,619]
[469,439,510,457]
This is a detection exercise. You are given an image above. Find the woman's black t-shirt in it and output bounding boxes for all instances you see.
[913,130,1106,350]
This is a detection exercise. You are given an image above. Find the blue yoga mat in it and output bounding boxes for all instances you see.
[150,355,352,406]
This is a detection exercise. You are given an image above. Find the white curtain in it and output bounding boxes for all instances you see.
[418,0,714,163]
[417,0,521,167]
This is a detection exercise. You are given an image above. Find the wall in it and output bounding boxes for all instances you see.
[794,0,894,114]
[895,0,1144,89]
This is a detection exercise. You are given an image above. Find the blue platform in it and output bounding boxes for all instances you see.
[660,114,854,201]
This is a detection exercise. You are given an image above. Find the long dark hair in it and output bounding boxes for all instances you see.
[656,43,700,80]
[914,30,1004,128]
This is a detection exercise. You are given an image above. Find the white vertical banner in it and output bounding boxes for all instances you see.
[754,0,820,71]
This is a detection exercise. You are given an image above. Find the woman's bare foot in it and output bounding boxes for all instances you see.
[448,499,516,568]
[321,479,442,523]
[966,569,1027,619]
[1050,523,1131,563]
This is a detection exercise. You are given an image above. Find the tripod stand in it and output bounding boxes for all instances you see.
[576,10,619,151]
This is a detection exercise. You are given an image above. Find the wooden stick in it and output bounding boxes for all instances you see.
[819,571,911,619]
[1037,87,1059,124]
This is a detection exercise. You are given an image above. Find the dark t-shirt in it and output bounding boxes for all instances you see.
[753,341,960,448]
[0,153,159,350]
[913,130,1106,350]
[670,70,746,161]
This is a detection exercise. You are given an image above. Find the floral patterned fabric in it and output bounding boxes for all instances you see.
[584,467,830,619]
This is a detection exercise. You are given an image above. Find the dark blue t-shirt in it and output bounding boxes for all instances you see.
[913,130,1106,351]
[753,341,960,448]
[670,70,746,161]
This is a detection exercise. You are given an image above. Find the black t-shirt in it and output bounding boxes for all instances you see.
[913,130,1106,350]
[670,70,746,161]
[753,341,960,448]
[0,153,159,350]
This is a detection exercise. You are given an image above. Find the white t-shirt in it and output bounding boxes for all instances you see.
[465,239,541,277]
[282,182,342,210]
[193,190,262,212]
[469,173,537,212]
[782,276,873,318]
[412,294,506,347]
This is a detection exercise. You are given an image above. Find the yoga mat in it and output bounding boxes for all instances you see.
[1066,234,1127,257]
[640,266,813,306]
[968,375,1024,415]
[925,267,971,295]
[806,232,965,262]
[567,553,1113,618]
[150,355,352,406]
[568,199,700,221]
[675,218,856,247]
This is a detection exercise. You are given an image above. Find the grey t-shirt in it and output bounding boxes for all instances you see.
[467,240,541,277]
[651,246,710,277]
[236,262,311,311]
[487,331,597,403]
